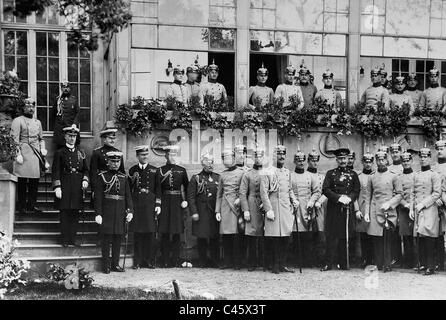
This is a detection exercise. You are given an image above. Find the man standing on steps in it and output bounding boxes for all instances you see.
[52,124,89,247]
[11,97,47,214]
[94,151,133,274]
[128,145,161,269]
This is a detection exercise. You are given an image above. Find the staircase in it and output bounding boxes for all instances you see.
[12,172,133,275]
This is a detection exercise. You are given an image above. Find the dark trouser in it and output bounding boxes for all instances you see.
[359,232,374,265]
[60,209,79,243]
[419,236,436,270]
[269,236,289,271]
[324,235,348,267]
[391,227,402,264]
[160,233,181,266]
[372,229,392,268]
[101,234,122,268]
[17,177,39,211]
[246,236,263,268]
[133,232,155,266]
[222,234,242,268]
[402,236,415,268]
[435,235,445,271]
[197,237,220,266]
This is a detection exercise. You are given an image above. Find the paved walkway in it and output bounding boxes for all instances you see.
[92,266,446,300]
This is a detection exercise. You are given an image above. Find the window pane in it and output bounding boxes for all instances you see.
[79,109,91,132]
[209,28,235,50]
[324,12,336,32]
[68,42,78,58]
[19,81,28,96]
[416,60,424,72]
[337,13,349,32]
[428,39,446,59]
[262,9,276,29]
[48,33,59,56]
[36,57,47,81]
[48,82,59,107]
[442,75,446,88]
[71,83,79,102]
[361,36,383,56]
[251,0,262,8]
[276,0,324,31]
[385,0,430,37]
[431,0,442,19]
[80,47,90,58]
[337,0,349,12]
[159,0,209,25]
[383,37,428,58]
[36,12,45,24]
[250,30,274,52]
[16,57,28,80]
[250,8,263,28]
[80,84,91,108]
[4,31,15,55]
[36,83,48,106]
[68,59,78,82]
[36,32,47,56]
[48,58,59,81]
[37,107,48,132]
[263,0,275,9]
[323,34,346,56]
[3,0,14,22]
[401,59,409,72]
[430,19,442,37]
[324,0,336,12]
[158,26,208,50]
[48,6,58,24]
[16,31,27,55]
[79,60,90,82]
[4,56,15,72]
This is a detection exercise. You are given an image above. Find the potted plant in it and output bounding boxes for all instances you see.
[0,125,18,174]
[0,70,23,131]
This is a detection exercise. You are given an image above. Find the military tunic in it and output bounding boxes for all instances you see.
[52,145,89,210]
[314,87,342,109]
[310,171,328,232]
[322,167,360,239]
[185,81,203,105]
[389,93,414,115]
[290,170,321,232]
[396,170,415,236]
[11,115,44,179]
[128,164,160,233]
[404,89,422,109]
[166,82,189,105]
[94,170,133,235]
[201,82,227,101]
[360,85,390,110]
[299,84,318,108]
[414,169,441,237]
[419,86,446,111]
[89,145,125,191]
[355,171,374,233]
[52,95,79,147]
[388,163,403,175]
[248,85,274,108]
[215,166,245,235]
[239,167,264,236]
[187,170,220,238]
[274,83,304,109]
[364,170,403,237]
[259,167,298,237]
[156,163,189,235]
[435,162,446,233]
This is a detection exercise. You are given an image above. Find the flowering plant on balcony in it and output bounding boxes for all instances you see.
[413,103,446,142]
[0,125,18,162]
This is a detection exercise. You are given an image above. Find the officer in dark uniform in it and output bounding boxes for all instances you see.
[90,123,125,200]
[94,151,133,274]
[156,145,189,267]
[187,153,221,268]
[321,147,360,271]
[52,124,89,247]
[128,145,161,269]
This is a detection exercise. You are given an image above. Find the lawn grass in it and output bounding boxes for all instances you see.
[4,282,208,300]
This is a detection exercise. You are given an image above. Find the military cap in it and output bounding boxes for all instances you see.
[419,147,431,157]
[60,80,69,87]
[299,60,310,75]
[362,152,374,163]
[370,66,381,76]
[285,64,296,75]
[186,64,199,74]
[99,122,118,137]
[389,142,402,152]
[394,73,405,85]
[253,144,265,157]
[308,147,320,162]
[379,64,388,77]
[257,63,268,76]
[408,72,418,81]
[274,145,287,155]
[334,147,350,157]
[375,150,388,160]
[208,59,219,72]
[377,145,389,154]
[200,152,214,163]
[322,69,333,79]
[348,150,356,159]
[221,148,235,158]
[63,124,80,135]
[401,151,412,161]
[429,66,439,77]
[294,146,306,162]
[435,140,446,150]
[106,151,123,160]
[134,145,150,155]
[24,97,36,105]
[173,65,185,74]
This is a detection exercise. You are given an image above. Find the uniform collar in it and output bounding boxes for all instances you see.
[173,80,182,85]
[421,165,431,172]
[378,166,388,173]
[139,163,147,170]
[307,167,317,173]
[403,168,413,174]
[253,164,262,170]
[208,79,217,84]
[362,168,372,174]
[407,87,417,91]
[257,83,266,87]
[438,158,446,164]
[373,83,381,88]
[295,167,305,174]
[186,80,195,85]
[324,85,332,89]
[285,81,293,85]
[431,83,439,88]
[392,159,402,166]
[66,143,75,151]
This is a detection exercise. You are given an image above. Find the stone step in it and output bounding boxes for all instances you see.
[13,220,99,233]
[15,243,132,258]
[13,231,99,245]
[14,211,96,221]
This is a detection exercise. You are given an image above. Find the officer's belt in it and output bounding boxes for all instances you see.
[164,190,181,195]
[137,188,153,194]
[64,168,80,174]
[104,194,125,200]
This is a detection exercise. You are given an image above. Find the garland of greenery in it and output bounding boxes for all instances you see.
[413,104,446,142]
[114,95,424,139]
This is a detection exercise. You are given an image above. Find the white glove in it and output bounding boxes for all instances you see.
[155,206,161,215]
[416,203,424,212]
[41,148,48,156]
[16,154,23,164]
[343,196,352,205]
[364,213,370,223]
[338,195,347,205]
[95,215,102,225]
[356,211,363,220]
[266,210,275,221]
[215,212,221,222]
[181,201,188,209]
[234,198,240,207]
[436,199,444,207]
[409,210,415,221]
[55,187,62,199]
[314,201,322,209]
[307,202,314,209]
[191,213,199,221]
[82,181,88,189]
[126,213,133,223]
[381,202,390,211]
[244,211,251,221]
[293,200,299,208]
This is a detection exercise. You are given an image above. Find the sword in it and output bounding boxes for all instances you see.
[122,212,130,269]
[293,206,302,273]
[345,204,350,270]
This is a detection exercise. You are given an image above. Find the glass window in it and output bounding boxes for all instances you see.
[383,37,428,58]
[68,42,91,132]
[209,28,236,50]
[210,0,236,26]
[361,36,383,56]
[250,30,275,52]
[3,30,28,94]
[428,39,446,59]
[2,0,26,23]
[36,5,59,25]
[276,0,324,31]
[158,0,209,26]
[385,0,430,37]
[158,26,208,50]
[323,34,346,56]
